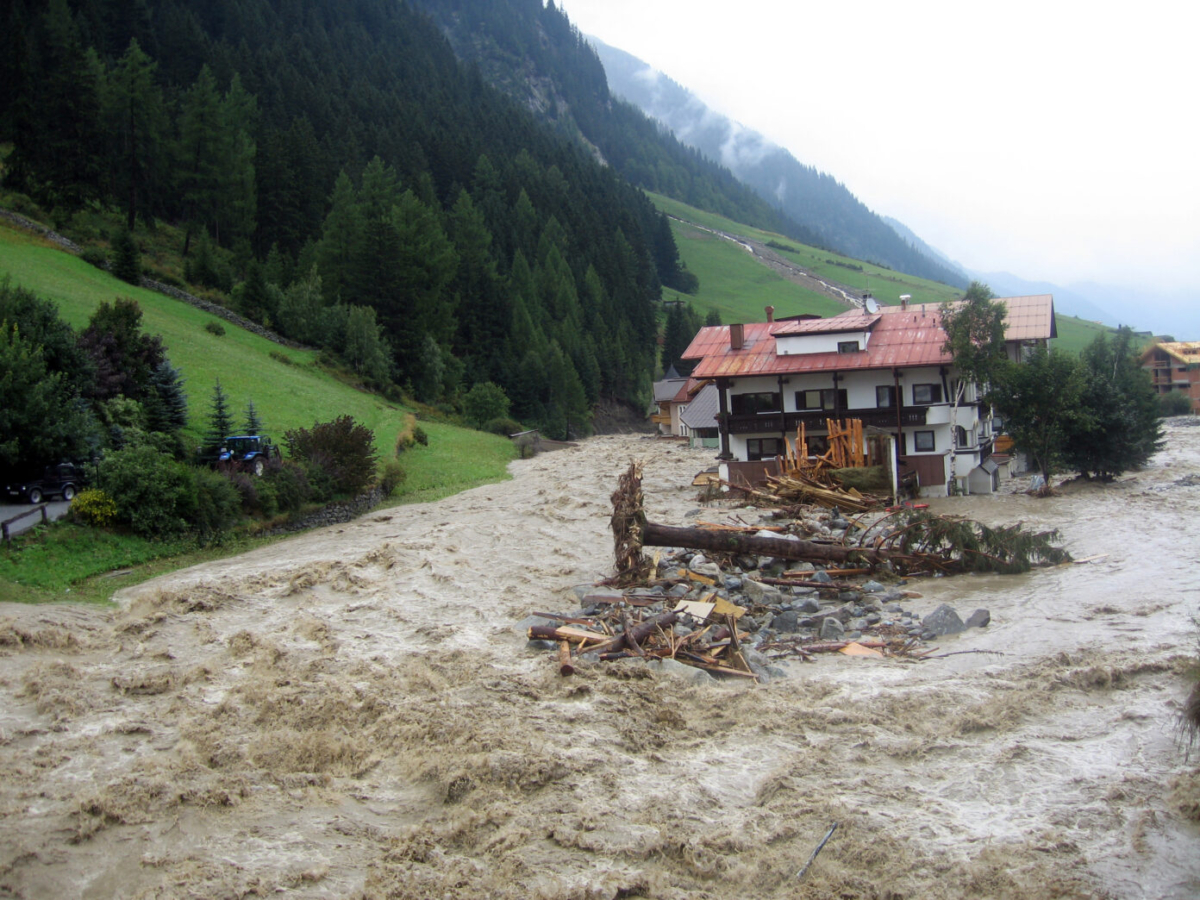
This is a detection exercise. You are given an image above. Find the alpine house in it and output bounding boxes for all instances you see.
[680,296,1056,496]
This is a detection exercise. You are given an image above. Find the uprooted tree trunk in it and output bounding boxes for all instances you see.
[642,522,892,566]
[610,461,1070,583]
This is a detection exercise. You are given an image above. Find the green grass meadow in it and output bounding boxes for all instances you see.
[649,191,963,312]
[1,221,517,603]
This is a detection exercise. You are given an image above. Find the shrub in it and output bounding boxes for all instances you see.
[380,459,407,496]
[79,246,108,270]
[94,446,196,537]
[1159,392,1193,416]
[254,478,280,517]
[298,456,336,503]
[227,471,259,512]
[413,425,428,446]
[191,467,242,542]
[483,417,521,437]
[269,349,293,366]
[285,416,379,496]
[205,321,225,337]
[71,489,118,527]
[265,458,310,513]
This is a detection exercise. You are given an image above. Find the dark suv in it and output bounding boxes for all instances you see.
[4,463,86,504]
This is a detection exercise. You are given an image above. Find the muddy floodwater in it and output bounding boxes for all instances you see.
[1,423,1198,899]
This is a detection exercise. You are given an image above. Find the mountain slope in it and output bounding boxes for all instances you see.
[4,0,696,435]
[410,0,828,251]
[589,38,967,290]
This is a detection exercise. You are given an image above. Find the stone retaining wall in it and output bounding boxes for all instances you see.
[260,487,385,537]
[0,209,83,253]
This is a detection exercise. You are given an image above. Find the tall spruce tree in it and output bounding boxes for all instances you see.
[316,171,363,303]
[661,302,702,376]
[204,378,234,453]
[106,38,166,231]
[18,0,106,211]
[111,227,141,285]
[243,399,263,435]
[146,359,188,433]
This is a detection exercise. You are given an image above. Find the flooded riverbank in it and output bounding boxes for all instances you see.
[0,425,1197,898]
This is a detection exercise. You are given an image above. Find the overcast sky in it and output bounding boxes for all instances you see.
[557,0,1199,330]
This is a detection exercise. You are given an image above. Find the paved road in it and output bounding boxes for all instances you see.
[0,500,72,539]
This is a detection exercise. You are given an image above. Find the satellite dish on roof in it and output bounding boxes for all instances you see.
[864,297,879,314]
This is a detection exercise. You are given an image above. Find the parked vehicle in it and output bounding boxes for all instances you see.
[4,463,86,504]
[217,435,279,476]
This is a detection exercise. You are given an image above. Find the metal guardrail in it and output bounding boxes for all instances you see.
[2,504,49,542]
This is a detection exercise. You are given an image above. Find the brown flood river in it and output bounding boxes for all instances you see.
[0,422,1197,899]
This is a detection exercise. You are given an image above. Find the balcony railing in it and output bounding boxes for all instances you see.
[726,405,928,435]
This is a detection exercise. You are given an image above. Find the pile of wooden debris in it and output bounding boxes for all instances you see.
[527,462,1074,681]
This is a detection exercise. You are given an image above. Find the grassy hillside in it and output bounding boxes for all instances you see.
[650,192,1116,353]
[651,191,961,311]
[0,222,516,503]
[1048,314,1119,355]
[662,219,845,323]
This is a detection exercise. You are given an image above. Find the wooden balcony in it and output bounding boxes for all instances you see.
[650,413,672,425]
[726,406,928,435]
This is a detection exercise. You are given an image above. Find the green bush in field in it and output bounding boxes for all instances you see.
[205,321,225,337]
[94,446,197,537]
[285,415,378,497]
[71,489,118,527]
[484,417,521,436]
[380,459,406,496]
[192,467,242,541]
[463,381,511,428]
[265,459,310,513]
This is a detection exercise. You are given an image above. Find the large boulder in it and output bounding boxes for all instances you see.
[965,608,991,628]
[921,604,966,636]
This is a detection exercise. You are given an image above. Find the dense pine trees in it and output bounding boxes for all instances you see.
[1,0,685,437]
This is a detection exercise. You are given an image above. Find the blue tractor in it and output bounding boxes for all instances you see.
[217,435,279,476]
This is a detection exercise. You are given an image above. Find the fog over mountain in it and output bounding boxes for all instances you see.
[589,36,966,291]
[593,35,1197,337]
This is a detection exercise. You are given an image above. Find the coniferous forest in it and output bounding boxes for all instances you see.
[0,0,709,438]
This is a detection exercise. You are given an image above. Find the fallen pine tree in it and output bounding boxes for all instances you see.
[612,461,1070,581]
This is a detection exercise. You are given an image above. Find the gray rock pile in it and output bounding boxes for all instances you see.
[526,544,991,683]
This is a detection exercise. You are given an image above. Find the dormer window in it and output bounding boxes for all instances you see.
[837,340,859,354]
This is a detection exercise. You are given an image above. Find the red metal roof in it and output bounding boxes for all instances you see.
[682,296,1055,379]
[1001,294,1057,340]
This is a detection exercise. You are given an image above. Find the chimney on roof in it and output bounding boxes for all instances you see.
[730,323,745,351]
[899,294,911,310]
[765,305,775,323]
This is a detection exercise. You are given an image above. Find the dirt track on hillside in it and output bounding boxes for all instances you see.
[1,431,1198,899]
